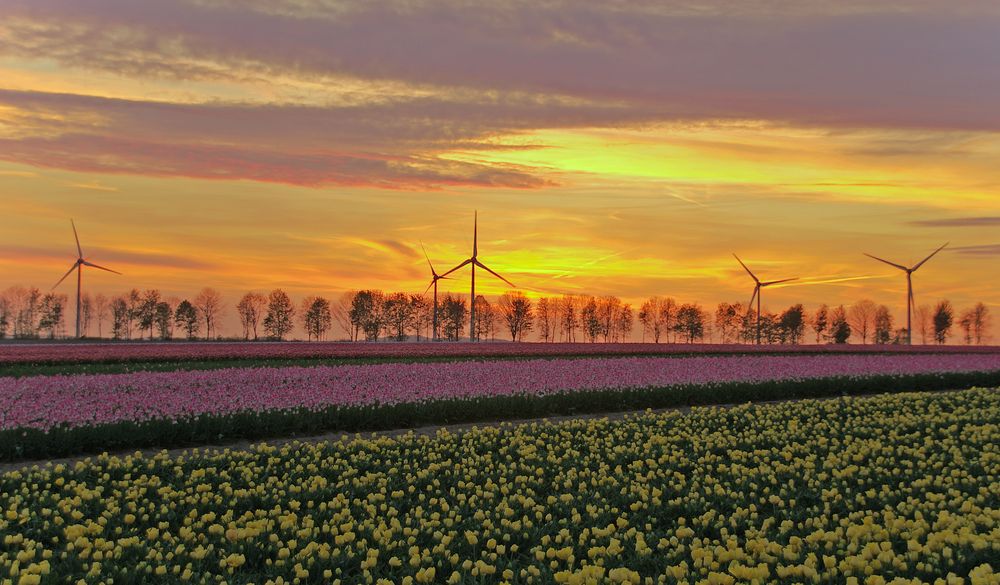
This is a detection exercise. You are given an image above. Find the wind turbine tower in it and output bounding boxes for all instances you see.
[421,242,448,341]
[863,243,948,345]
[733,253,797,345]
[53,219,122,339]
[441,211,515,341]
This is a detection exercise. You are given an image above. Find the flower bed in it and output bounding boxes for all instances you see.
[3,353,1000,432]
[2,389,997,584]
[1,340,997,367]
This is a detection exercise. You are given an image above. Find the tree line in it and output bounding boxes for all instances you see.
[0,284,992,345]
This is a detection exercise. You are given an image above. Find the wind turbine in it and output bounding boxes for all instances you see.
[421,242,448,341]
[53,220,121,338]
[733,253,797,345]
[440,211,515,341]
[863,242,948,345]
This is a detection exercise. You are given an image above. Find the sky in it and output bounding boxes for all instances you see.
[1,0,998,339]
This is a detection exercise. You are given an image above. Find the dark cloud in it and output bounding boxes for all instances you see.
[3,0,998,131]
[1,0,999,187]
[910,217,1000,228]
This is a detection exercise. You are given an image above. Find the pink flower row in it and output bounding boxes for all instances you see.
[2,341,998,366]
[2,353,999,431]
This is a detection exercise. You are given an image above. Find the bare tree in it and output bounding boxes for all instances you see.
[125,288,141,340]
[6,286,42,339]
[80,293,93,337]
[94,293,110,339]
[332,291,359,341]
[581,297,601,343]
[848,299,878,344]
[559,295,579,342]
[0,292,10,339]
[713,302,743,344]
[639,297,676,343]
[914,304,932,345]
[498,291,533,342]
[873,305,894,344]
[969,302,991,345]
[536,297,555,342]
[236,292,268,340]
[617,303,634,342]
[193,288,225,340]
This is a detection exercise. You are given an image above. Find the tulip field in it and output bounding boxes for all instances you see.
[2,342,999,583]
[2,389,998,584]
[6,353,1000,431]
[3,352,1000,460]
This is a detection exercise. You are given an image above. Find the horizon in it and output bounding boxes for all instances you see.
[1,1,998,341]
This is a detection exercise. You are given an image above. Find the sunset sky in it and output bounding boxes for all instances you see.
[1,0,998,338]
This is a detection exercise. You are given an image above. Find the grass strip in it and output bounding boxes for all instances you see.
[2,348,994,377]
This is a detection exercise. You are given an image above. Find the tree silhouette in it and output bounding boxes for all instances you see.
[194,288,224,341]
[674,303,705,343]
[440,294,467,341]
[778,304,806,344]
[873,305,894,344]
[933,300,953,344]
[174,300,199,340]
[236,292,267,341]
[302,296,333,341]
[137,289,162,340]
[263,289,295,341]
[848,299,878,344]
[111,296,129,340]
[155,301,173,340]
[829,306,852,344]
[498,291,533,342]
[811,304,829,343]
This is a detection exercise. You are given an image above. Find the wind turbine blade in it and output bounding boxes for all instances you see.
[82,261,122,275]
[439,258,473,278]
[53,263,78,289]
[911,242,948,271]
[761,277,798,287]
[473,210,478,257]
[863,253,907,271]
[475,260,515,288]
[424,281,435,295]
[732,253,759,283]
[745,287,758,317]
[71,219,82,258]
[420,241,437,276]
